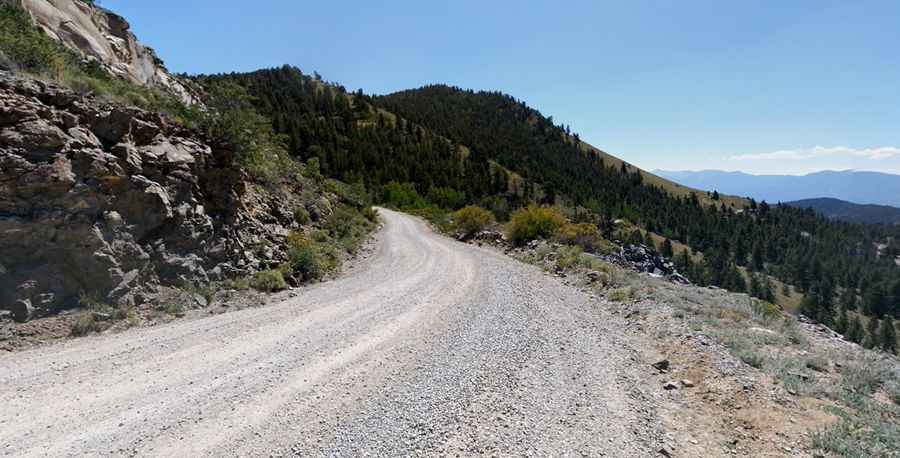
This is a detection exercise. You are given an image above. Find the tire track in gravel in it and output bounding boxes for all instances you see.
[0,209,665,457]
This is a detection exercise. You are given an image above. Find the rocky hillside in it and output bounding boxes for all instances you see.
[3,0,198,105]
[0,71,349,323]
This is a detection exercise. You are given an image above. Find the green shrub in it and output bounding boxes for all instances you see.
[0,5,70,76]
[294,207,310,225]
[840,356,888,395]
[554,245,584,270]
[159,302,185,316]
[555,222,604,252]
[506,205,568,245]
[363,207,379,222]
[251,269,288,292]
[325,204,361,239]
[326,180,370,208]
[382,181,425,209]
[198,80,296,183]
[70,312,104,336]
[78,291,113,314]
[323,204,375,255]
[124,310,141,328]
[287,235,324,280]
[408,206,452,232]
[222,277,251,291]
[750,299,782,322]
[452,206,495,238]
[737,350,764,369]
[426,186,466,210]
[608,286,634,302]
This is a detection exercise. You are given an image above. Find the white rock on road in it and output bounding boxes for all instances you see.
[0,209,665,457]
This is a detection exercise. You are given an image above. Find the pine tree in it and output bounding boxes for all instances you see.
[863,317,880,349]
[840,288,858,312]
[835,305,849,334]
[751,242,765,271]
[863,282,887,317]
[750,273,764,300]
[734,236,747,266]
[846,315,864,343]
[817,278,836,325]
[879,316,897,354]
[675,248,694,279]
[729,264,747,293]
[763,276,775,303]
[801,294,822,322]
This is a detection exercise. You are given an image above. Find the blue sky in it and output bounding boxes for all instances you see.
[103,0,900,175]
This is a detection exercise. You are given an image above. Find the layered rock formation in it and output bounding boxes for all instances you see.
[0,72,331,321]
[7,0,199,105]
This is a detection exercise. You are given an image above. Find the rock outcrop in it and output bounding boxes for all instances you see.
[7,0,199,105]
[606,244,690,285]
[0,72,330,321]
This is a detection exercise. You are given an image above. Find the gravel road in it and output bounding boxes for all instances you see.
[0,209,665,457]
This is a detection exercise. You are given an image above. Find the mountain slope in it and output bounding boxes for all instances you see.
[656,169,900,207]
[786,198,900,225]
[127,72,899,325]
[375,85,899,310]
[578,144,749,209]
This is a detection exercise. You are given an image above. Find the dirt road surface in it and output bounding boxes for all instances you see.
[0,209,666,457]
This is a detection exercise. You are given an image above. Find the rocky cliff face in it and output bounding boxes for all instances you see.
[0,72,334,322]
[9,0,198,105]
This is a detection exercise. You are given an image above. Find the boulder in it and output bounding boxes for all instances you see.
[0,119,68,161]
[10,299,35,323]
[652,360,670,373]
[90,107,135,143]
[110,142,143,173]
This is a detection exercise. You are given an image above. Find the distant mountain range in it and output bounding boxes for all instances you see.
[654,170,900,207]
[785,198,900,225]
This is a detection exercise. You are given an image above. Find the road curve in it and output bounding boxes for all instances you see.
[0,209,664,457]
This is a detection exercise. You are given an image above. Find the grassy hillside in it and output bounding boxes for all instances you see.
[576,141,750,209]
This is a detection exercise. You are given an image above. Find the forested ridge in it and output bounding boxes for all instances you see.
[194,67,900,341]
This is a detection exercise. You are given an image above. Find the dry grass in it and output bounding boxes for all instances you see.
[608,286,635,302]
[659,283,900,456]
[576,140,750,209]
[503,230,898,455]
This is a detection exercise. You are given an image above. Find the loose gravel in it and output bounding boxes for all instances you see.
[0,209,666,457]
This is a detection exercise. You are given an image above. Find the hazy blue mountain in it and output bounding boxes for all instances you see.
[654,170,900,207]
[786,198,900,225]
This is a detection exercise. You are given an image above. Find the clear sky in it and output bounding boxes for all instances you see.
[102,0,900,175]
